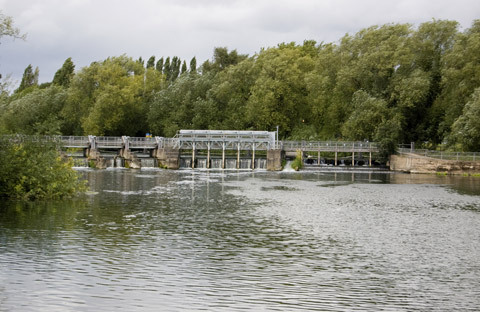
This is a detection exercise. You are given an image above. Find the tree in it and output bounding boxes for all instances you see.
[146,56,155,69]
[406,20,459,144]
[63,55,149,136]
[190,57,197,73]
[449,87,480,151]
[163,57,171,80]
[206,57,258,130]
[0,11,26,41]
[2,85,67,135]
[341,90,389,141]
[148,72,215,136]
[0,11,26,83]
[181,60,187,75]
[437,20,480,139]
[52,57,75,87]
[16,64,39,93]
[246,42,315,137]
[156,57,164,72]
[201,47,248,73]
[171,56,181,81]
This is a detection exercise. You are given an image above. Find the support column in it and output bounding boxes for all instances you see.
[222,142,225,169]
[369,152,372,167]
[237,144,240,169]
[192,143,196,169]
[252,145,256,170]
[207,143,211,169]
[352,151,355,167]
[335,151,338,166]
[267,149,282,171]
[317,149,321,165]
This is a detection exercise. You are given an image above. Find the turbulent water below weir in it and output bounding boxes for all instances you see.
[1,169,480,311]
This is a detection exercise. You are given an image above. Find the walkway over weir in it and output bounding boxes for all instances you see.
[58,132,378,153]
[55,130,380,169]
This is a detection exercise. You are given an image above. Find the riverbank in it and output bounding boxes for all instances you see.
[390,153,480,175]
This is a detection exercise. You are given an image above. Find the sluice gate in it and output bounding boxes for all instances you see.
[174,130,277,170]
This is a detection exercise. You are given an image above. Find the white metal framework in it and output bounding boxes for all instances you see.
[174,130,277,151]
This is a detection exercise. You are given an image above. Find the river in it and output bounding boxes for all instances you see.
[1,169,480,311]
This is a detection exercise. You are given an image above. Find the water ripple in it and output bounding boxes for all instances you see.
[1,171,479,311]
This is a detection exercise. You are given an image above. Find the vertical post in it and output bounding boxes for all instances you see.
[207,143,210,169]
[276,125,279,149]
[369,151,372,167]
[317,149,321,165]
[335,151,338,166]
[237,143,240,169]
[352,151,355,167]
[252,144,256,170]
[191,143,196,169]
[222,142,225,169]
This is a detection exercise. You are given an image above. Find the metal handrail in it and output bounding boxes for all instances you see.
[398,148,478,161]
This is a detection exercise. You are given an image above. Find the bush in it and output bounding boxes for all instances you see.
[0,136,87,200]
[291,150,304,171]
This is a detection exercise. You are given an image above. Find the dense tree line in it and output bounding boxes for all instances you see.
[1,19,480,152]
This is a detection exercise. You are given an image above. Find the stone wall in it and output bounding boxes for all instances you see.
[155,147,180,169]
[390,154,480,174]
[267,149,283,171]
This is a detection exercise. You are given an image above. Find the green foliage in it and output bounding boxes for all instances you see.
[437,20,480,138]
[156,57,164,72]
[148,72,215,136]
[246,42,315,137]
[201,47,248,73]
[291,150,303,171]
[190,57,197,73]
[450,87,480,151]
[374,116,402,159]
[62,55,156,136]
[53,57,75,87]
[181,60,187,75]
[0,136,87,200]
[2,85,67,135]
[341,90,389,141]
[16,65,39,93]
[163,57,171,80]
[146,56,155,69]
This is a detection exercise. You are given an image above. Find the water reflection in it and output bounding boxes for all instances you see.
[1,170,479,311]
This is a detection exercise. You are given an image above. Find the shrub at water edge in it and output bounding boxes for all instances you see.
[0,136,87,200]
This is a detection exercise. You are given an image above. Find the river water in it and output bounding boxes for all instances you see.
[1,169,480,311]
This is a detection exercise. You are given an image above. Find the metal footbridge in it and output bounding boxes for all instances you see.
[58,131,378,153]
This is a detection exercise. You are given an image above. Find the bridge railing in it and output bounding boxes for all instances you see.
[177,130,275,143]
[96,136,123,148]
[156,137,179,149]
[398,148,478,161]
[282,141,378,152]
[128,137,157,149]
[60,136,90,147]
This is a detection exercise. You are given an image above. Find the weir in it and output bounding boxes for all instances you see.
[57,130,380,170]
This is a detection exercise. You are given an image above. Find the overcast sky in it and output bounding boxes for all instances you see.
[1,0,479,86]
